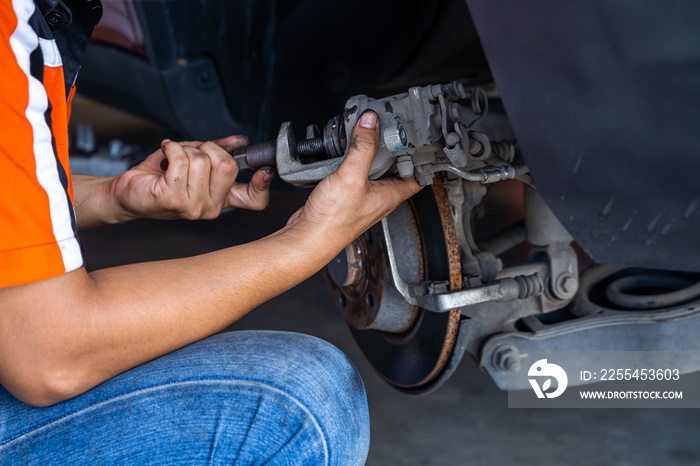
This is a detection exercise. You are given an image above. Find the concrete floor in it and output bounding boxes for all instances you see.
[73,96,700,466]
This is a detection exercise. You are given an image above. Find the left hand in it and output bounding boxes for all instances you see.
[111,135,274,221]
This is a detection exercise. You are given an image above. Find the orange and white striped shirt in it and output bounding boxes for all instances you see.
[0,0,84,287]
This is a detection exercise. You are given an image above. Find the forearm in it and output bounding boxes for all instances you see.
[0,221,345,406]
[72,174,129,229]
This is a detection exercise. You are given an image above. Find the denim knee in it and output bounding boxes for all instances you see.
[135,330,371,464]
[0,331,370,465]
[253,332,371,465]
[190,331,371,465]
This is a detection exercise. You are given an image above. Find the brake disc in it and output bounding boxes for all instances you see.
[325,176,463,391]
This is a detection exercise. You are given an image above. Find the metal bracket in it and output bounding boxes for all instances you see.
[381,218,543,313]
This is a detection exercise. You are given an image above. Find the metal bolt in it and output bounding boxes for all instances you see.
[455,82,468,100]
[553,272,578,300]
[449,103,462,120]
[296,137,325,160]
[560,275,576,293]
[384,124,408,151]
[396,155,414,178]
[416,174,432,186]
[428,84,443,100]
[492,345,521,373]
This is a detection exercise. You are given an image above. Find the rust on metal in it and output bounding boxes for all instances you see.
[324,229,386,330]
[431,176,463,291]
[415,174,463,386]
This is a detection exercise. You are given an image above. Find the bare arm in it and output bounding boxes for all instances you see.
[0,112,422,406]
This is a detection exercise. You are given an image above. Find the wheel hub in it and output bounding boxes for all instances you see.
[325,202,424,333]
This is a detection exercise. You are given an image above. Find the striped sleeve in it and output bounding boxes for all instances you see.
[0,0,83,288]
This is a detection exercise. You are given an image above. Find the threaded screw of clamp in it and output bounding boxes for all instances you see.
[297,137,326,158]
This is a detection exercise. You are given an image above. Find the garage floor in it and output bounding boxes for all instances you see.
[74,97,700,466]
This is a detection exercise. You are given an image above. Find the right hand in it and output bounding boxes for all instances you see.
[111,136,274,222]
[286,110,423,249]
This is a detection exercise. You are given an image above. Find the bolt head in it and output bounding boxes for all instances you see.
[562,275,576,293]
[396,155,414,178]
[449,103,462,119]
[383,124,408,151]
[506,356,521,373]
[492,345,521,373]
[429,84,443,99]
[553,272,578,299]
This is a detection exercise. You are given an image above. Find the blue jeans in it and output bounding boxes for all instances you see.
[0,331,370,465]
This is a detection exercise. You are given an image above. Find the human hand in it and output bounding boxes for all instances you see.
[286,110,423,249]
[111,136,274,221]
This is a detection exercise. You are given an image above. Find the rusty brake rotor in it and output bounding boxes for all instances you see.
[325,175,463,392]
